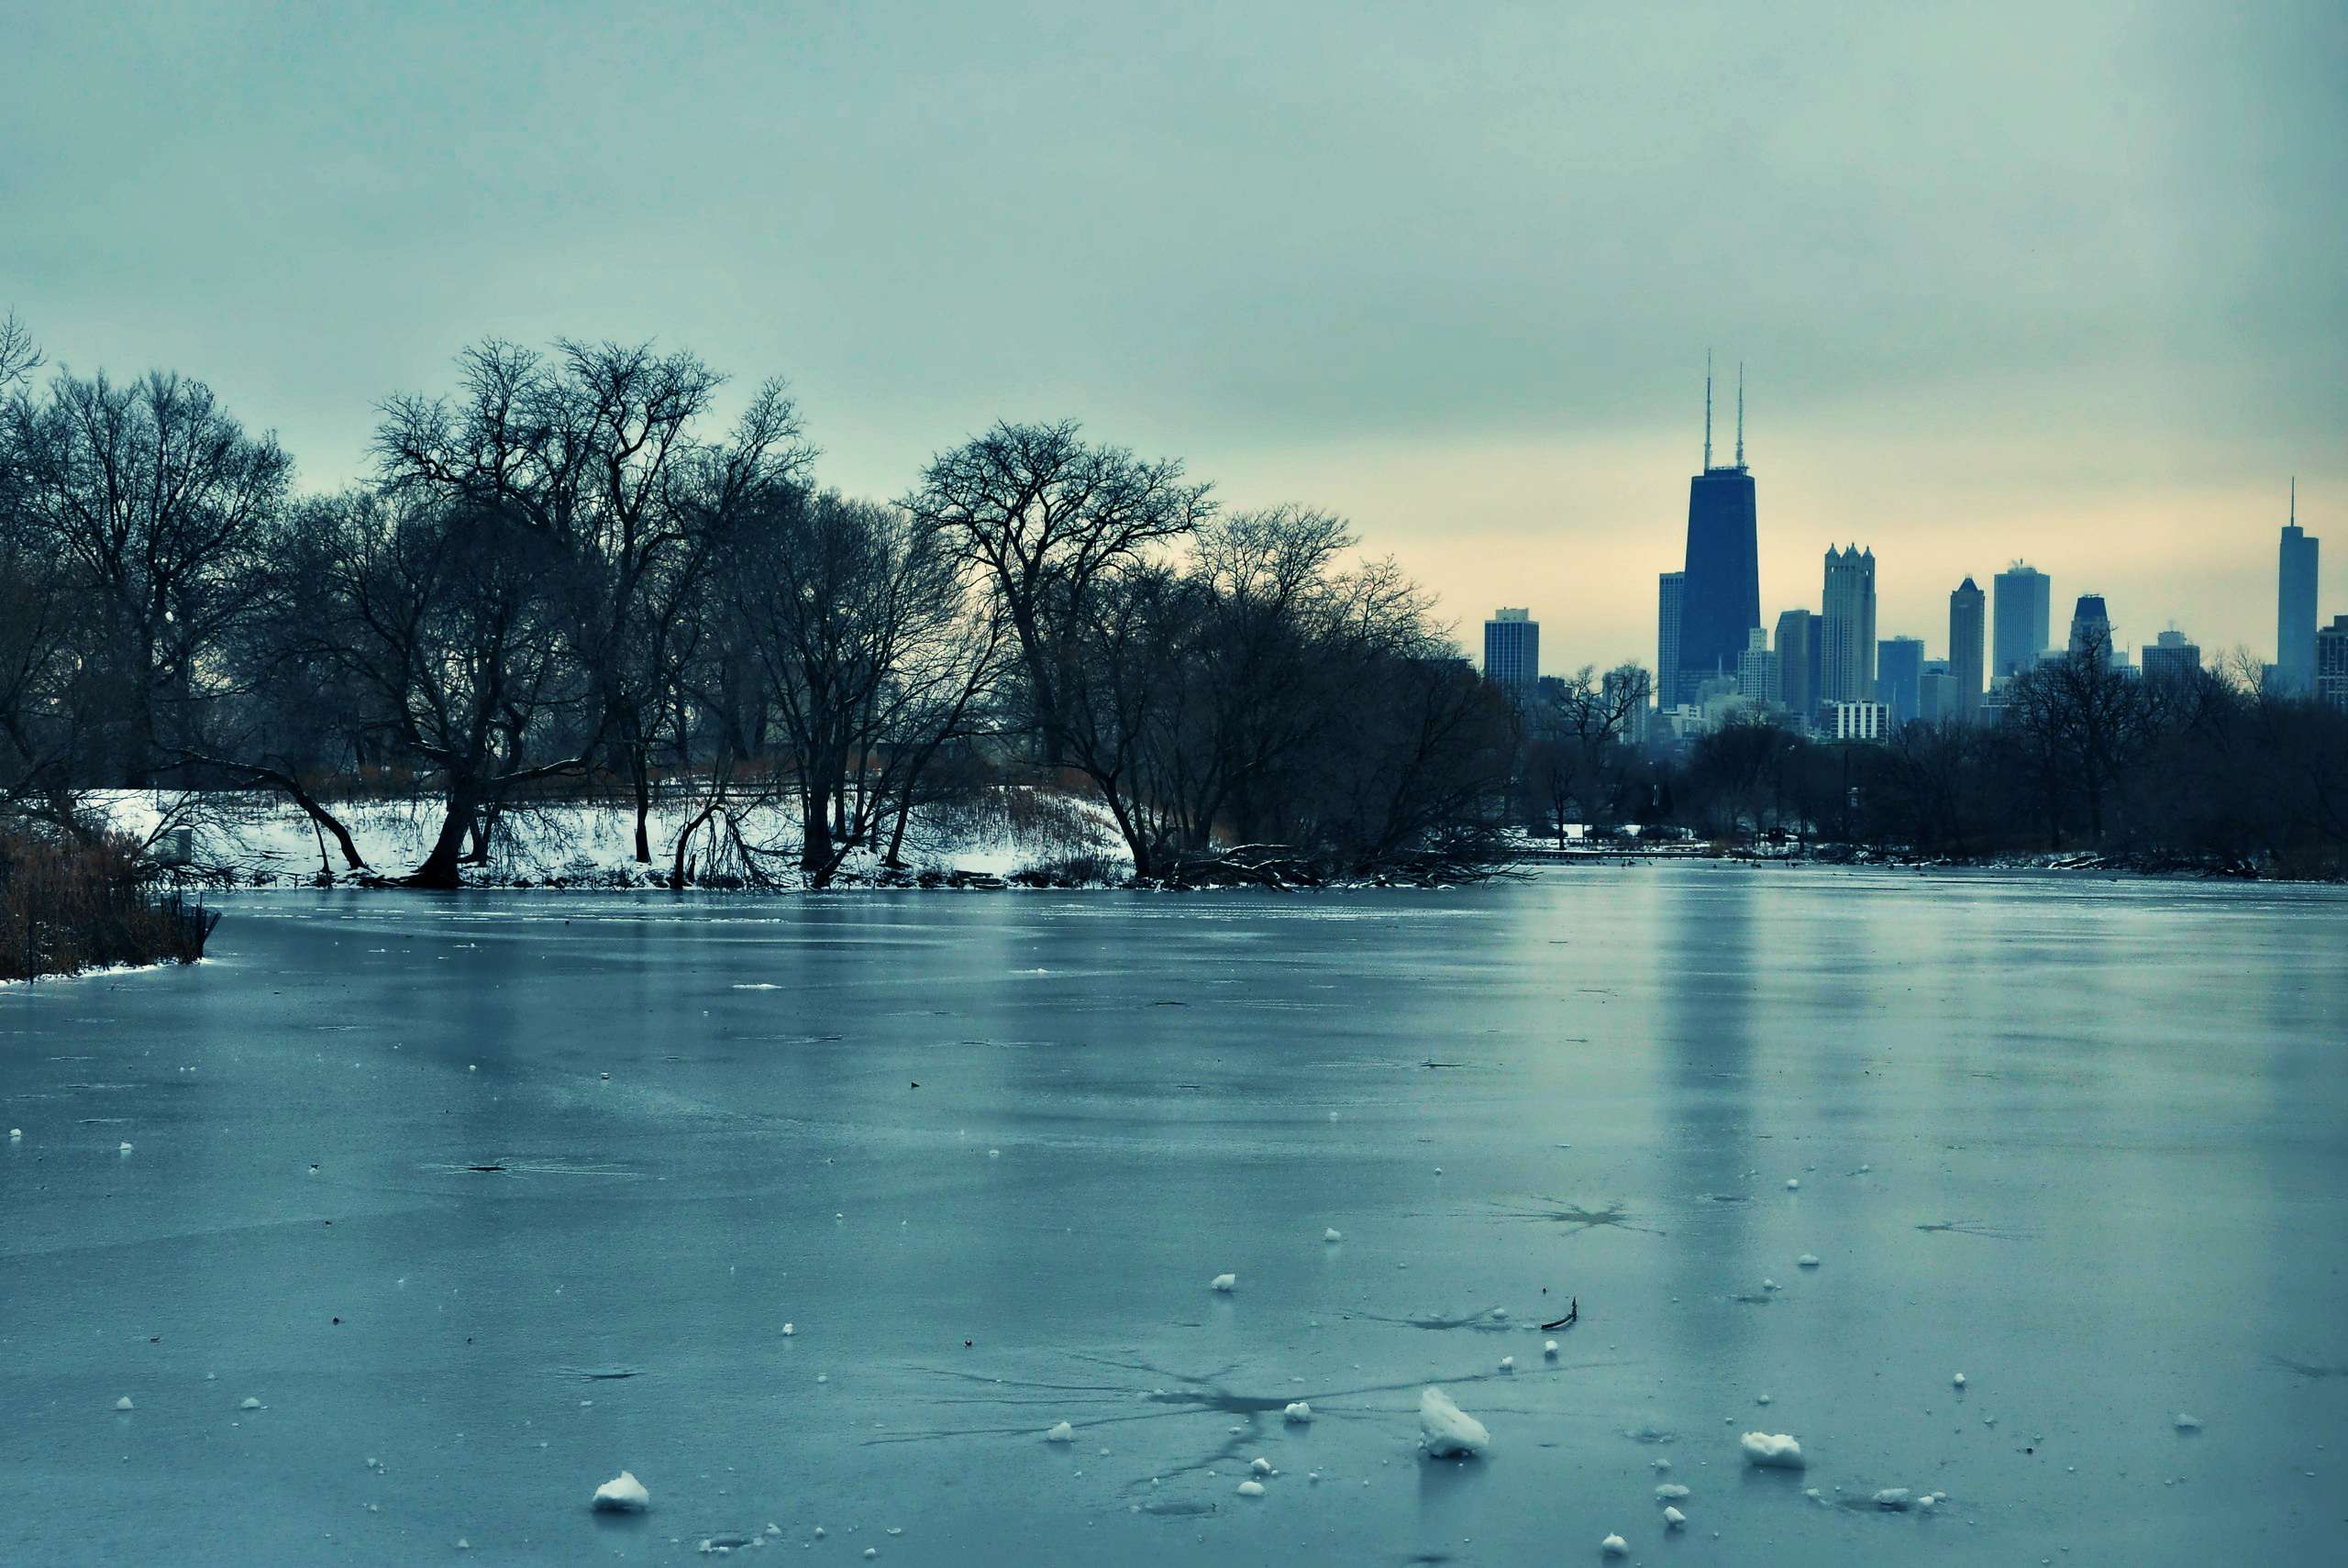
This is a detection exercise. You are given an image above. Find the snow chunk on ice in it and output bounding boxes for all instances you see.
[1324,1229,1342,1242]
[2174,1414,2201,1431]
[1785,1178,1799,1189]
[1284,1402,1312,1423]
[1740,1432,1805,1469]
[1235,1480,1264,1497]
[1873,1488,1911,1510]
[1798,1253,1820,1267]
[114,1397,133,1411]
[1952,1373,1966,1387]
[1663,1507,1686,1527]
[1210,1273,1236,1293]
[239,1397,261,1410]
[1600,1533,1629,1556]
[1544,1340,1559,1357]
[592,1471,650,1512]
[1419,1386,1490,1458]
[1655,1484,1689,1500]
[1499,1356,1514,1372]
[781,1323,793,1336]
[1250,1457,1271,1474]
[1045,1422,1075,1443]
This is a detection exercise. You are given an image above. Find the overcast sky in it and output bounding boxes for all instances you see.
[5,1,2341,668]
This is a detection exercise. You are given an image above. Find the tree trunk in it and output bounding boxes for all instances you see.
[411,782,479,888]
[632,748,654,864]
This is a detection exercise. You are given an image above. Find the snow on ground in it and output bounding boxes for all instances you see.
[77,788,1129,889]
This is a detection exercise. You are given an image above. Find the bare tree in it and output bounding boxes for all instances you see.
[5,369,292,784]
[903,420,1212,871]
[300,490,590,886]
[723,491,1001,886]
[375,338,813,862]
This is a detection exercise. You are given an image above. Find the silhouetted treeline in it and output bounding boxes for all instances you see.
[1512,633,2348,878]
[0,317,1515,886]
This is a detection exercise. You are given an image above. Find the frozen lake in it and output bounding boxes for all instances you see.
[5,866,2345,1565]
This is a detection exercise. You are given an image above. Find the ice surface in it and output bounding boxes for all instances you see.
[5,869,2344,1566]
[591,1471,649,1511]
[1419,1386,1490,1457]
[1741,1432,1805,1469]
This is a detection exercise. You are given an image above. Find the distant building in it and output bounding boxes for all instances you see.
[2069,595,2113,664]
[1917,666,1962,724]
[1821,546,1877,704]
[1876,636,1925,728]
[1833,701,1889,742]
[1483,608,1539,701]
[1773,608,1817,725]
[2280,485,2320,697]
[1993,562,2051,680]
[1736,627,1779,707]
[2140,629,2202,684]
[1657,572,1686,721]
[2318,615,2348,712]
[1674,363,1760,706]
[1948,577,1985,717]
[1603,665,1653,744]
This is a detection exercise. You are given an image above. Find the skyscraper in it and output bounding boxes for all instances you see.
[1483,608,1539,701]
[1993,562,2051,679]
[2069,594,2113,663]
[2318,615,2348,712]
[1774,608,1816,722]
[1948,577,1985,716]
[1821,546,1877,704]
[1657,571,1685,712]
[2279,482,2320,697]
[2141,629,2202,683]
[1737,627,1779,707]
[1876,635,1924,728]
[1673,362,1759,706]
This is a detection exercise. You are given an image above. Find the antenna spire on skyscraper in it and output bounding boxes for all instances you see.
[1735,362,1745,469]
[1703,349,1713,472]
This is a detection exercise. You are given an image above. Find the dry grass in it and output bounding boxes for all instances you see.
[0,829,218,982]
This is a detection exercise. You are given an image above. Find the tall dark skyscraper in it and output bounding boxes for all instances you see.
[1876,635,1924,727]
[2069,594,2113,663]
[1657,571,1685,712]
[2279,481,2320,696]
[1774,608,1816,722]
[1948,577,1985,717]
[1993,562,2051,679]
[1673,363,1759,706]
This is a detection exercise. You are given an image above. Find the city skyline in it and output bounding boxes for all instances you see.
[2,4,2337,682]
